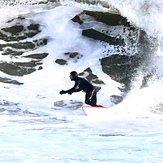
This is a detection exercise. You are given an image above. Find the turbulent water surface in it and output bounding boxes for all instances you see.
[0,0,163,162]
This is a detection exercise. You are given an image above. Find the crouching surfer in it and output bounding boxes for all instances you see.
[59,71,100,106]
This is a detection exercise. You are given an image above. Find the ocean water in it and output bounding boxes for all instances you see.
[0,0,163,162]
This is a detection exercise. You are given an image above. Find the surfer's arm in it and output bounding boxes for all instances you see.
[60,82,81,95]
[69,88,81,94]
[60,88,75,95]
[66,83,81,94]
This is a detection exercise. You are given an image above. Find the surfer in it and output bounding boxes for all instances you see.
[59,71,99,106]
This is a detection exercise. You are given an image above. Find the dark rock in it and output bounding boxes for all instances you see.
[65,52,79,58]
[84,10,130,26]
[23,53,48,59]
[100,54,140,92]
[55,59,67,65]
[0,77,23,85]
[71,15,83,24]
[2,25,24,34]
[82,28,125,46]
[110,95,123,104]
[0,23,41,42]
[0,61,41,76]
[72,10,130,27]
[53,100,83,110]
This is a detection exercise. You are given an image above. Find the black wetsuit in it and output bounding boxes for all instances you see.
[60,77,98,106]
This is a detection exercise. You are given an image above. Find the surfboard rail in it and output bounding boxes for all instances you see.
[82,106,108,116]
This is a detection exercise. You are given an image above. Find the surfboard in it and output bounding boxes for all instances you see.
[82,106,109,116]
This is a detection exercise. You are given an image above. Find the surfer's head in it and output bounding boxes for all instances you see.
[70,71,78,81]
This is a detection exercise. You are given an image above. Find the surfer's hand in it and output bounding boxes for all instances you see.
[68,90,73,95]
[60,90,66,95]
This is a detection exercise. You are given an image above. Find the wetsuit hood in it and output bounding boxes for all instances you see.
[70,71,78,81]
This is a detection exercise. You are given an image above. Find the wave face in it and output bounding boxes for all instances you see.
[0,0,163,113]
[0,1,163,163]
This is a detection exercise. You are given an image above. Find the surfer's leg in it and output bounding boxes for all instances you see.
[85,91,97,106]
[85,92,91,105]
[90,92,97,105]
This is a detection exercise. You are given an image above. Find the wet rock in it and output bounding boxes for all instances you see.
[55,59,67,65]
[82,28,125,45]
[0,77,23,85]
[1,39,48,58]
[1,49,22,56]
[65,52,79,58]
[2,25,24,34]
[65,52,83,62]
[85,11,130,26]
[23,53,48,59]
[0,23,40,42]
[100,54,140,92]
[72,10,130,26]
[72,10,136,49]
[71,15,83,24]
[55,52,83,65]
[110,95,123,104]
[0,61,41,76]
[53,100,83,110]
[0,16,49,80]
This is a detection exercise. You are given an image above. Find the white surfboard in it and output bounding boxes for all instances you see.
[82,106,109,116]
